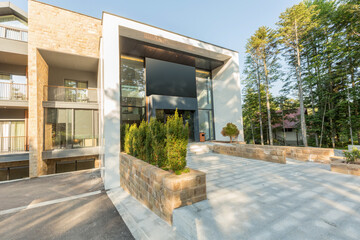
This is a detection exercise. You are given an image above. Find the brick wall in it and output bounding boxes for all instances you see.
[120,153,206,224]
[212,144,286,164]
[27,0,102,177]
[28,0,101,58]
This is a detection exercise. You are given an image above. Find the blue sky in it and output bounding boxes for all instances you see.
[13,0,301,95]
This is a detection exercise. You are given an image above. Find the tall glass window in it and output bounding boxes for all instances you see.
[120,55,145,125]
[45,109,98,150]
[196,70,215,140]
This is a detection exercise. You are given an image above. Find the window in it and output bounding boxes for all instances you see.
[0,121,26,152]
[196,70,215,140]
[120,55,145,125]
[64,80,88,102]
[44,109,98,150]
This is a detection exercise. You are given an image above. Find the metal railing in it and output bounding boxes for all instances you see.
[44,85,98,103]
[0,136,28,153]
[0,82,28,100]
[0,24,28,42]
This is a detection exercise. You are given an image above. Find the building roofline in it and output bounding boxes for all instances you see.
[29,0,101,21]
[102,11,238,54]
[0,1,28,21]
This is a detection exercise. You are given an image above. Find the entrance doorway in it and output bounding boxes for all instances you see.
[155,109,195,141]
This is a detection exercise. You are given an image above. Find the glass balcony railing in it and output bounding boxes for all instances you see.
[0,24,28,42]
[44,85,98,103]
[0,136,28,153]
[0,82,28,100]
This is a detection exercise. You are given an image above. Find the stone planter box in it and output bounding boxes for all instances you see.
[120,153,206,224]
[331,159,360,176]
[212,144,286,164]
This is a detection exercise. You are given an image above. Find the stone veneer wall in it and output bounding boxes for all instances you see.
[27,0,102,177]
[212,144,286,164]
[245,145,335,164]
[331,160,360,176]
[120,153,206,224]
[211,144,335,164]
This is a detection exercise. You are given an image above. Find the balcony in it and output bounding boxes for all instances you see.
[0,136,28,153]
[44,85,98,103]
[0,24,28,42]
[0,82,27,101]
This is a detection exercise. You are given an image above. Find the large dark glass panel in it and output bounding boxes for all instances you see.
[145,58,196,98]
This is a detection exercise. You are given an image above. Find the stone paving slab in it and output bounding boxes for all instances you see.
[173,151,360,240]
[107,187,186,240]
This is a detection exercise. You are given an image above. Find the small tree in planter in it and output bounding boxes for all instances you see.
[166,109,189,172]
[344,148,360,164]
[221,123,239,143]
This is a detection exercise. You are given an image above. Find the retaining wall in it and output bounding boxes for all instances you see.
[120,153,206,224]
[212,144,286,164]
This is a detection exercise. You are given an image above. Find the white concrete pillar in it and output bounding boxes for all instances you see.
[212,53,244,142]
[102,14,121,190]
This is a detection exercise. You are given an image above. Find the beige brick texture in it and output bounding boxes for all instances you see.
[27,0,102,177]
[120,153,207,224]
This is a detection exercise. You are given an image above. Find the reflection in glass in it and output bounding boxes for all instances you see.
[196,70,215,140]
[64,80,88,102]
[121,107,145,124]
[121,56,145,124]
[45,109,98,150]
[198,110,214,141]
[196,70,212,110]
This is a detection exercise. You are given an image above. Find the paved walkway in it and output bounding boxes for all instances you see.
[173,151,360,240]
[0,170,134,240]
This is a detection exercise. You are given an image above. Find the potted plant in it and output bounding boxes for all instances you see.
[221,123,239,143]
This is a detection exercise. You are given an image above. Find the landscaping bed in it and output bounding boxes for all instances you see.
[120,153,206,224]
[331,159,360,176]
[120,110,207,224]
[331,148,360,176]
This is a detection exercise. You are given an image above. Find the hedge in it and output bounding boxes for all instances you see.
[120,109,188,172]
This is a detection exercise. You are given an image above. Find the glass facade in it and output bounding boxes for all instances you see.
[120,55,146,125]
[196,70,215,140]
[44,109,98,150]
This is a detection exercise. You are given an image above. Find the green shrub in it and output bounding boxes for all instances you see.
[221,123,240,143]
[344,147,360,164]
[166,109,189,171]
[120,124,129,152]
[148,118,166,166]
[126,124,137,156]
[122,109,189,173]
[135,120,148,161]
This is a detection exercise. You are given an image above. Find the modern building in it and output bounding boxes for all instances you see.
[0,0,243,188]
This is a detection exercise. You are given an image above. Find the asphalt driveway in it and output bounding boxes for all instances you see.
[0,169,134,240]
